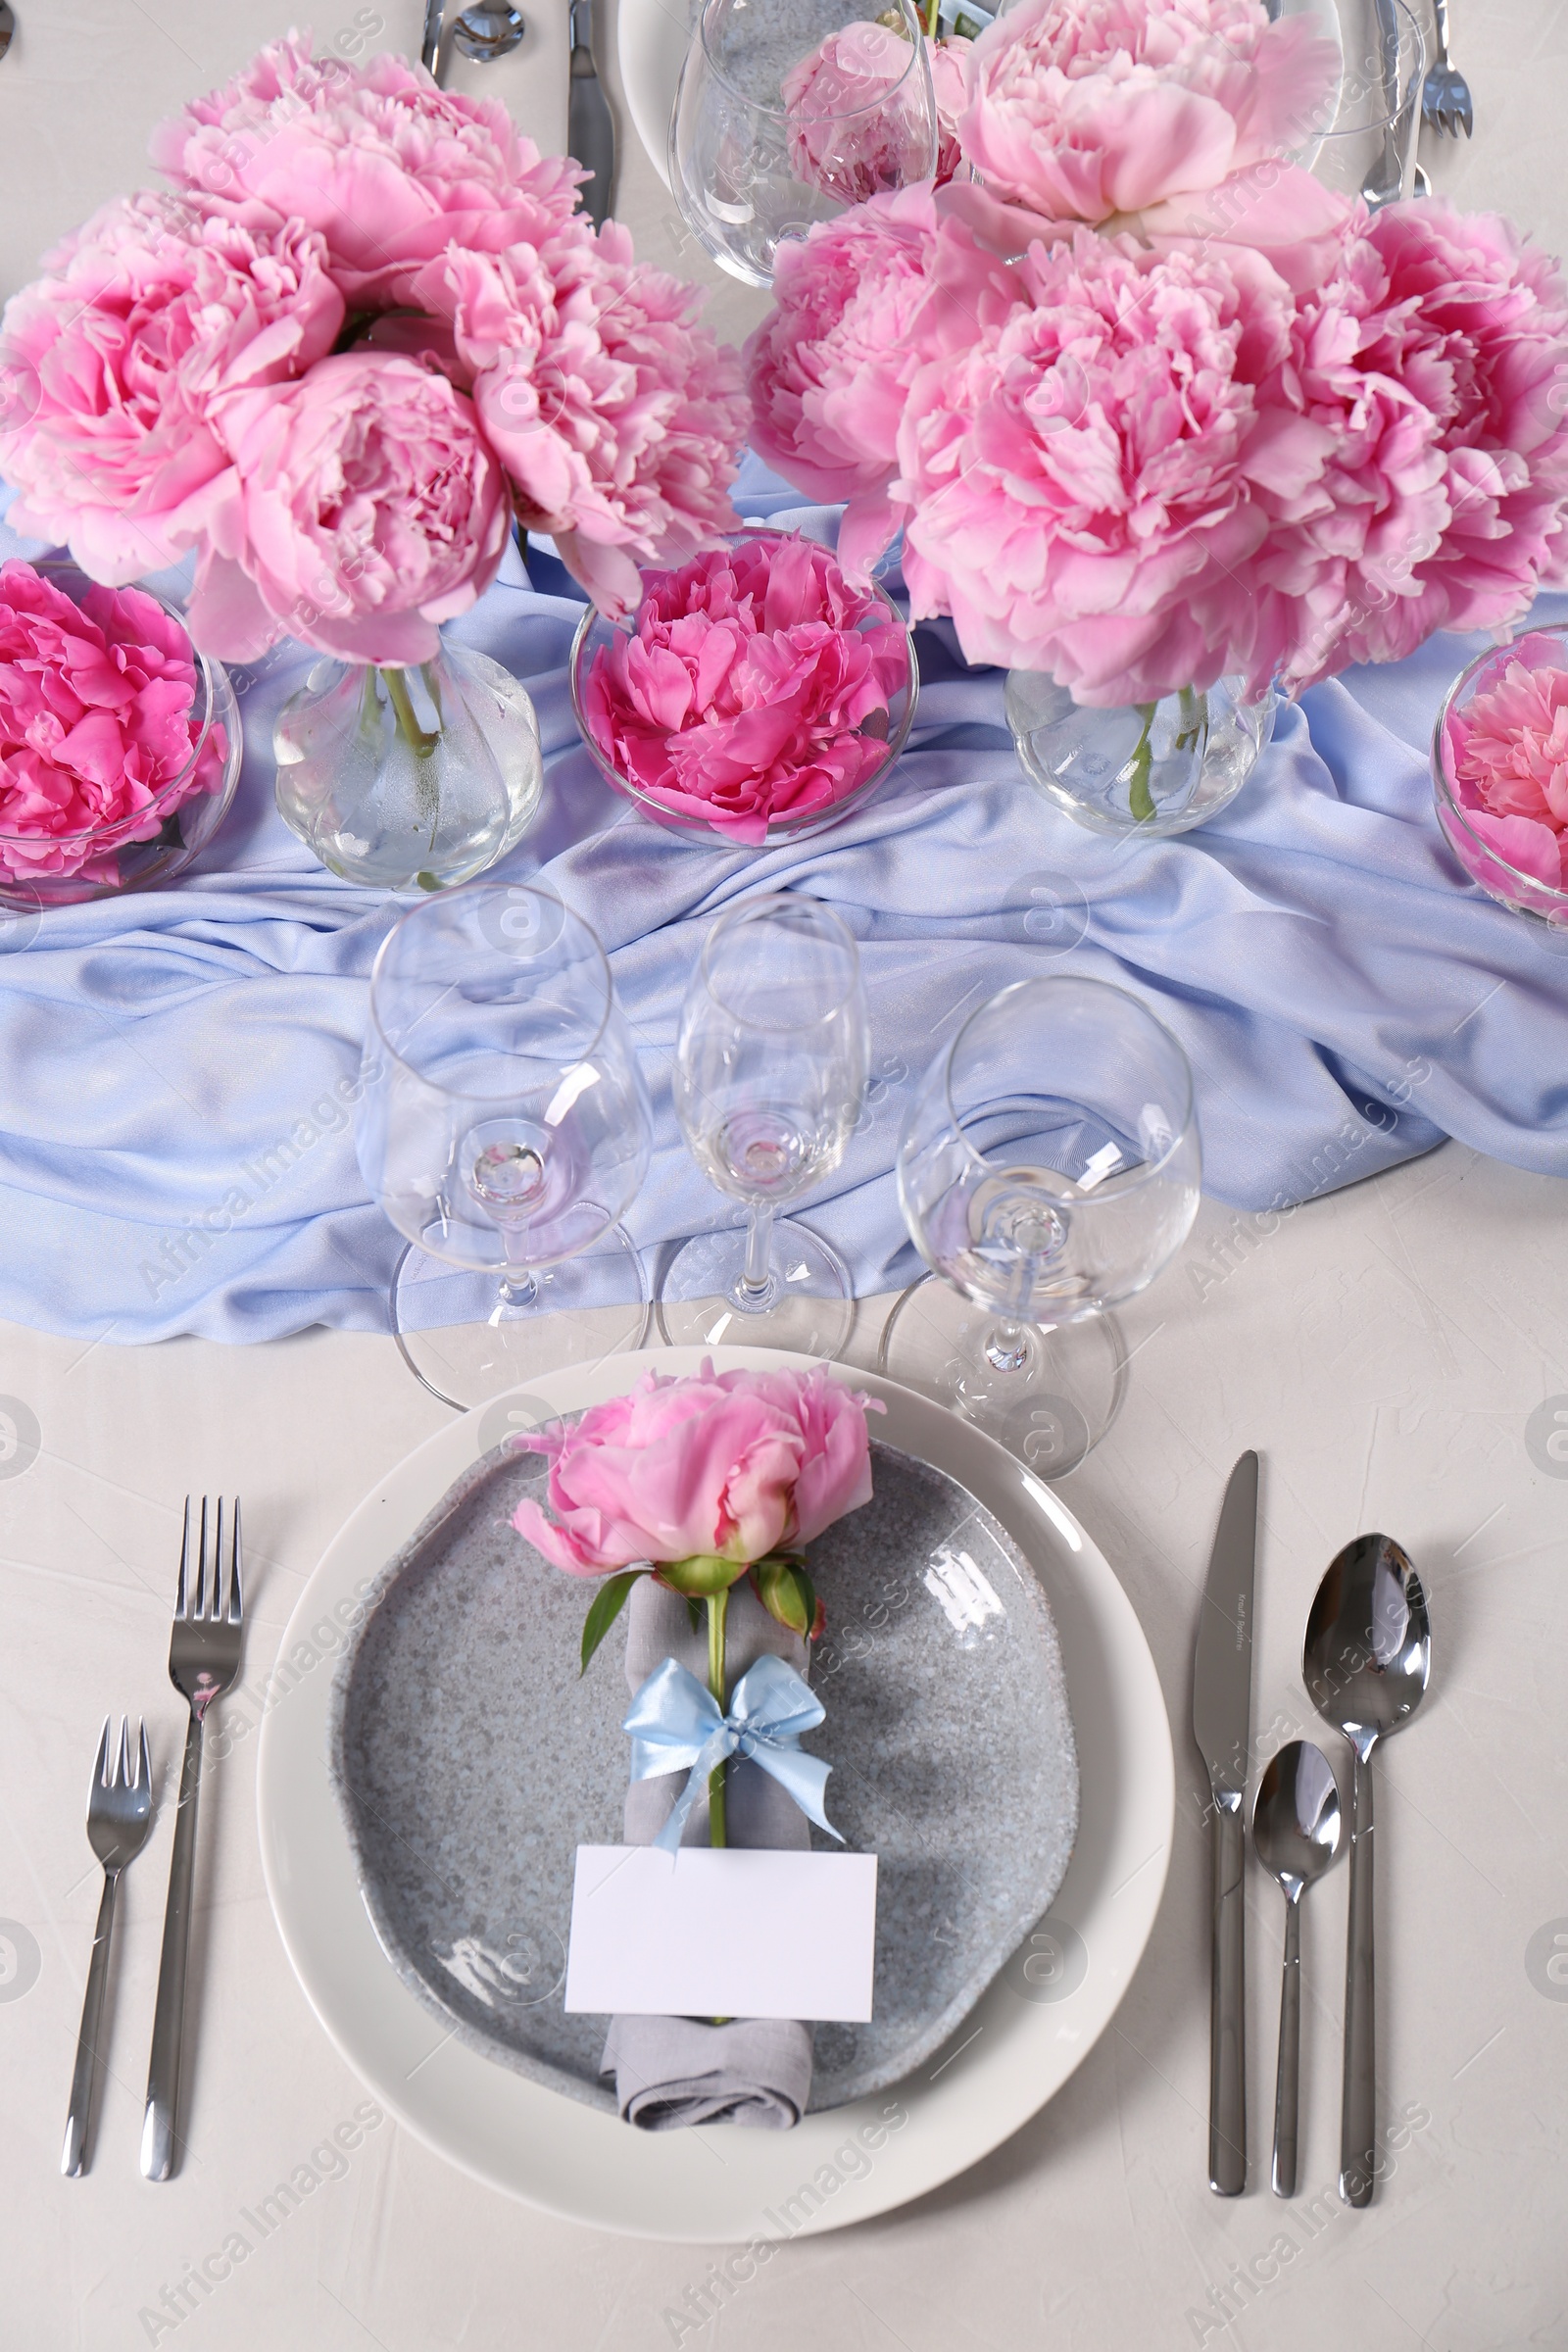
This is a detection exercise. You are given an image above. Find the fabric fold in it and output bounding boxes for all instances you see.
[601,1576,816,2131]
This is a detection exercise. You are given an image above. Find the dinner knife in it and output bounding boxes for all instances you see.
[568,0,615,229]
[1192,1449,1258,2196]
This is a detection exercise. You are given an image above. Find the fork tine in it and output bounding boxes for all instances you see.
[175,1497,191,1621]
[116,1716,131,1791]
[228,1498,243,1627]
[90,1715,111,1797]
[197,1495,211,1620]
[136,1720,151,1793]
[212,1497,224,1622]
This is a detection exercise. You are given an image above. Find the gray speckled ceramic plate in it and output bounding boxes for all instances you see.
[329,1435,1078,2116]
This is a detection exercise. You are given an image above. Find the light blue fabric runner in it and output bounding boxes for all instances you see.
[3,453,1566,1346]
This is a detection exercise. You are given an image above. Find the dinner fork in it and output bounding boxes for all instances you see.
[1420,0,1472,138]
[140,1498,244,2182]
[61,1718,154,2177]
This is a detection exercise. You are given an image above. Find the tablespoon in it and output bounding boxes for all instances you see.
[1251,1741,1342,2198]
[452,4,525,60]
[1303,1534,1431,2207]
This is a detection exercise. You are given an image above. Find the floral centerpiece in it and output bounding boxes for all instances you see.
[747,0,1568,830]
[0,34,750,886]
[1434,627,1568,923]
[511,1361,882,1846]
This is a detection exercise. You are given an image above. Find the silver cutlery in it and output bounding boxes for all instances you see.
[140,1498,244,2183]
[1421,0,1473,139]
[0,5,14,64]
[1251,1740,1343,2199]
[420,0,447,71]
[568,0,615,230]
[1192,1449,1258,2197]
[61,1718,154,2178]
[453,4,526,60]
[1303,1533,1431,2208]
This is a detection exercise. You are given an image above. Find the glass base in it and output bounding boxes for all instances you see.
[877,1275,1127,1476]
[655,1216,854,1360]
[390,1225,650,1411]
[1005,671,1274,840]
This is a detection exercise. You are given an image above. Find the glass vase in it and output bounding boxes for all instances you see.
[1005,672,1276,840]
[273,640,544,890]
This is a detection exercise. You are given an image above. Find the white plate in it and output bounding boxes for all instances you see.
[257,1348,1173,2241]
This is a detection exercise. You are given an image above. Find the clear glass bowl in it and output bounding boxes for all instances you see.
[1433,627,1568,932]
[568,534,918,848]
[0,559,241,912]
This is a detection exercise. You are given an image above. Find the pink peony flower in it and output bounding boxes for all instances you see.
[0,561,228,884]
[150,32,583,308]
[896,227,1319,702]
[745,184,1022,579]
[958,0,1340,225]
[582,534,909,841]
[186,352,511,664]
[1442,638,1568,889]
[0,191,342,583]
[1255,203,1568,692]
[511,1360,880,1576]
[781,24,959,206]
[430,225,748,619]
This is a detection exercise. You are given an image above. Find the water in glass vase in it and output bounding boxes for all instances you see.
[1005,673,1275,840]
[273,641,544,889]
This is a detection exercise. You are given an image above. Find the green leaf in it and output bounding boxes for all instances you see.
[752,1557,825,1642]
[579,1569,645,1676]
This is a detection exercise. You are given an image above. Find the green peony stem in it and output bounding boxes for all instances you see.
[380,664,439,759]
[1128,703,1158,823]
[707,1588,729,1851]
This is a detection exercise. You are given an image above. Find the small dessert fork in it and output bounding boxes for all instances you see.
[62,1717,154,2177]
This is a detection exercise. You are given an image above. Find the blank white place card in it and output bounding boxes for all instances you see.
[564,1847,878,2022]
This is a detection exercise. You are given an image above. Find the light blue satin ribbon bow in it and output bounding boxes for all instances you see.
[623,1653,842,1856]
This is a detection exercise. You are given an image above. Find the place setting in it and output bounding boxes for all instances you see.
[0,0,1560,2308]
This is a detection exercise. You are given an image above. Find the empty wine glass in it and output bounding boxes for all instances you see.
[657,894,868,1357]
[357,881,654,1409]
[670,0,937,288]
[879,974,1201,1474]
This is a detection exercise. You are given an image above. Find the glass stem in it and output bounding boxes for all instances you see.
[706,1590,728,1851]
[496,1270,538,1312]
[741,1202,773,1300]
[984,1318,1032,1374]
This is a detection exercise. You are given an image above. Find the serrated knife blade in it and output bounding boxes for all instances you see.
[1192,1448,1257,2195]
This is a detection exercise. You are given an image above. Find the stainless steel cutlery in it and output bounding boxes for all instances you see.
[1303,1533,1431,2207]
[567,0,615,229]
[141,1497,245,2183]
[61,1718,154,2178]
[1192,1450,1258,2197]
[1251,1740,1342,2199]
[1421,0,1474,139]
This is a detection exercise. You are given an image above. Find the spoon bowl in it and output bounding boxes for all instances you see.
[1252,1740,1343,2197]
[1302,1532,1431,2207]
[452,3,525,60]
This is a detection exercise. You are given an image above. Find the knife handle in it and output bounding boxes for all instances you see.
[1208,1790,1246,2195]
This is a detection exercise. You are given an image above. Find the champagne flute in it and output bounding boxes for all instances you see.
[357,881,654,1409]
[879,974,1201,1472]
[657,894,868,1358]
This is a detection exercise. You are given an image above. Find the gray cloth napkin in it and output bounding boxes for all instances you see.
[600,1577,815,2130]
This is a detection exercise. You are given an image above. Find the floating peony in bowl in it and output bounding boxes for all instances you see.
[0,559,240,911]
[1433,627,1568,932]
[568,531,917,847]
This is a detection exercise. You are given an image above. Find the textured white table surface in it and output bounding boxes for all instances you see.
[2,8,1568,2350]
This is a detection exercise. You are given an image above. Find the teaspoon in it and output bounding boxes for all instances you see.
[1251,1740,1343,2197]
[1302,1533,1431,2207]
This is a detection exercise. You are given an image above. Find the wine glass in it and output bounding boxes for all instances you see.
[1300,0,1424,205]
[879,974,1201,1474]
[357,881,654,1410]
[670,0,937,289]
[657,894,868,1358]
